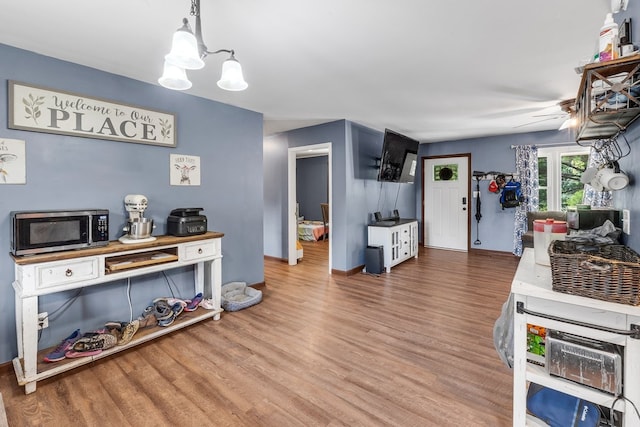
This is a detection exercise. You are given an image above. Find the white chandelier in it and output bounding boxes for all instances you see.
[158,0,248,91]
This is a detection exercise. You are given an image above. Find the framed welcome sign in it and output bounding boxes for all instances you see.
[8,81,176,147]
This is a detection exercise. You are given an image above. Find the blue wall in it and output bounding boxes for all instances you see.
[297,156,328,221]
[0,44,264,363]
[616,123,640,251]
[418,130,576,252]
[263,121,417,271]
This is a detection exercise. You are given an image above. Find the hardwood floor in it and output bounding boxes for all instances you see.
[0,240,519,426]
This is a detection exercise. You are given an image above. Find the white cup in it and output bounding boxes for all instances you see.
[597,167,629,191]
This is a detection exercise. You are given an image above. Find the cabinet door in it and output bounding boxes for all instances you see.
[390,228,400,263]
[410,221,418,256]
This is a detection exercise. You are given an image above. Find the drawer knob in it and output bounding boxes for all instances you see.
[65,269,73,277]
[198,248,203,254]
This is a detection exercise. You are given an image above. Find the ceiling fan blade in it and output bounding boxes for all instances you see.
[513,116,563,128]
[478,106,552,119]
[530,112,568,119]
[488,85,565,103]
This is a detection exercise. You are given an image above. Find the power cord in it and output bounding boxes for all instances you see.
[376,180,384,213]
[610,395,640,426]
[162,271,178,299]
[126,277,133,323]
[394,182,400,211]
[37,288,84,343]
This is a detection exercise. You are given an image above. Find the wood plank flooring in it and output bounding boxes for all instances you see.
[0,240,519,426]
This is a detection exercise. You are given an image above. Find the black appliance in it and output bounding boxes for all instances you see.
[377,129,419,183]
[167,208,208,236]
[365,245,384,274]
[11,209,109,256]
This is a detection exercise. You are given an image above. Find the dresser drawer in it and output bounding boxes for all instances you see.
[183,241,217,261]
[36,258,99,289]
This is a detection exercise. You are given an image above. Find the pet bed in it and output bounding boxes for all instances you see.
[221,282,262,312]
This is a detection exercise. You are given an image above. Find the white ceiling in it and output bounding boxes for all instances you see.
[0,1,613,142]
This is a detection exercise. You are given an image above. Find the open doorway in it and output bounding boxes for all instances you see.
[288,143,332,273]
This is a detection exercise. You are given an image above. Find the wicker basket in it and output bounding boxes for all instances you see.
[549,240,640,305]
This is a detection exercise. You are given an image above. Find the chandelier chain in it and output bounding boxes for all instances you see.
[190,0,199,17]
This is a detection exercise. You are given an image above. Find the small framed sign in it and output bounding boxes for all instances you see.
[170,154,201,186]
[0,138,26,184]
[8,81,176,147]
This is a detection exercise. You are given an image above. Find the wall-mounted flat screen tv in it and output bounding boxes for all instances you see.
[377,129,419,183]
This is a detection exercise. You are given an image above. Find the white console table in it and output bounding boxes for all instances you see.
[367,219,418,273]
[12,232,224,394]
[511,248,640,426]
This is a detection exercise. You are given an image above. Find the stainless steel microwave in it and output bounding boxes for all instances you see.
[10,209,109,256]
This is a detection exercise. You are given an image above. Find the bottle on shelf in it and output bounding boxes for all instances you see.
[599,13,619,62]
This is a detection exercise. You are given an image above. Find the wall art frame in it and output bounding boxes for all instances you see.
[8,81,176,147]
[170,154,201,186]
[0,138,26,184]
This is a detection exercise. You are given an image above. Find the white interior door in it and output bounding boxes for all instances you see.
[423,156,469,251]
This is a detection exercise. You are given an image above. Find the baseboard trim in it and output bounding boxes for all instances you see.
[469,248,519,258]
[332,264,364,276]
[250,281,266,290]
[262,255,364,276]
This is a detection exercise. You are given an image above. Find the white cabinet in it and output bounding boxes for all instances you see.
[511,249,640,426]
[11,232,224,394]
[367,220,418,272]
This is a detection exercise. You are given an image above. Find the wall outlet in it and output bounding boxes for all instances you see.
[37,312,48,330]
[623,209,631,235]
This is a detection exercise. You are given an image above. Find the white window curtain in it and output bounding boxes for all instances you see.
[582,142,613,207]
[513,145,538,256]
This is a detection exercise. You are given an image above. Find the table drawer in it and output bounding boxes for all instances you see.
[183,241,217,261]
[526,296,629,331]
[36,258,99,289]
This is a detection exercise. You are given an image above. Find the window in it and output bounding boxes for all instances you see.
[537,146,589,211]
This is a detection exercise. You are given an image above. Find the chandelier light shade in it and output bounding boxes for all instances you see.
[217,54,248,91]
[164,19,205,70]
[158,0,247,92]
[158,60,193,90]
